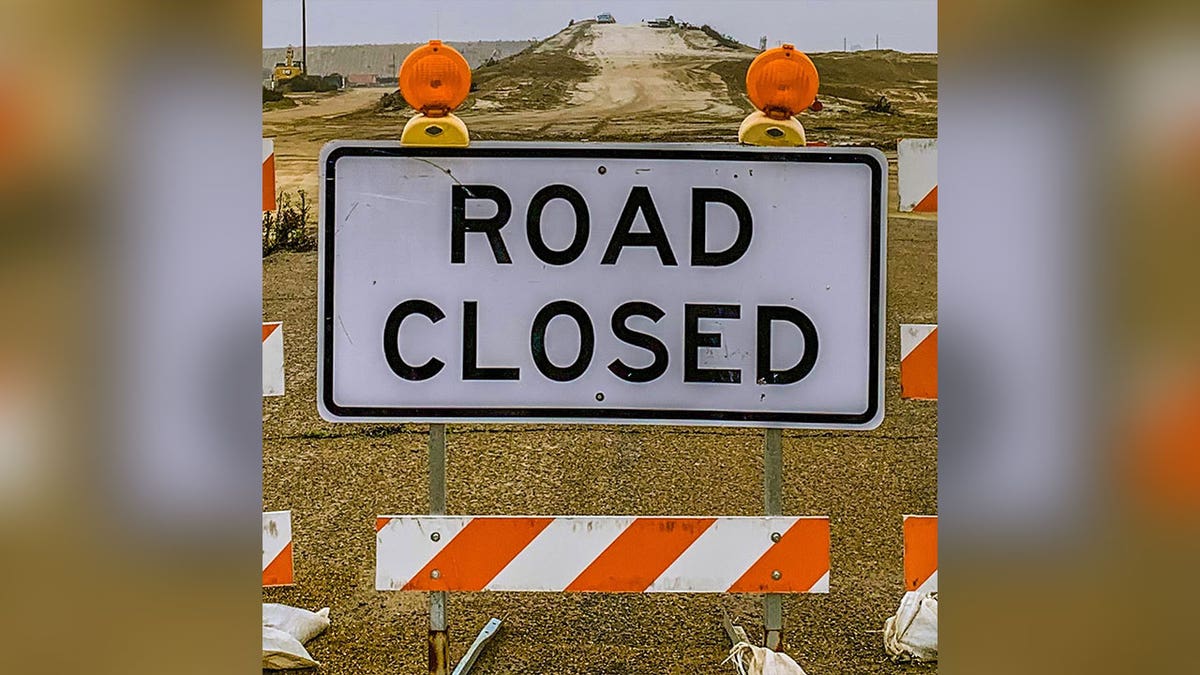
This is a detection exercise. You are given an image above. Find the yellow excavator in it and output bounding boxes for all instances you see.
[272,45,305,85]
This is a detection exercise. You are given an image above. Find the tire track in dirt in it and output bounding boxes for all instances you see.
[470,22,749,139]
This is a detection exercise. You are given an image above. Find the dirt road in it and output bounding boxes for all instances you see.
[563,23,743,117]
[264,87,390,124]
[465,22,748,140]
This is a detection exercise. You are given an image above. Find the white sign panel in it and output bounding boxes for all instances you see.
[319,142,885,428]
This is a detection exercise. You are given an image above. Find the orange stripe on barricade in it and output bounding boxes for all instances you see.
[262,510,294,587]
[403,517,553,591]
[900,324,937,400]
[565,517,716,592]
[727,517,830,593]
[903,515,937,593]
[263,138,276,212]
[912,185,938,212]
[263,542,294,587]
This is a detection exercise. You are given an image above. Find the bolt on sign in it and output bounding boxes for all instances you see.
[318,143,886,428]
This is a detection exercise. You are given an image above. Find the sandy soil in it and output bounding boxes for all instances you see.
[264,20,937,674]
[264,87,391,123]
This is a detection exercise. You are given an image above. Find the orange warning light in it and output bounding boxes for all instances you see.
[399,40,471,116]
[745,44,819,119]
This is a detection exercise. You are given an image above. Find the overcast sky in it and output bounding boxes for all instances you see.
[263,0,937,53]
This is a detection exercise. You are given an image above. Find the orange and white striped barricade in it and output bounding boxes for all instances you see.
[263,510,294,587]
[903,515,937,594]
[376,516,830,593]
[898,138,937,213]
[263,138,276,212]
[263,322,284,397]
[900,324,937,400]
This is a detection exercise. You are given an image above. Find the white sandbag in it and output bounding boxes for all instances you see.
[263,603,331,645]
[724,641,808,675]
[883,591,938,661]
[263,626,319,669]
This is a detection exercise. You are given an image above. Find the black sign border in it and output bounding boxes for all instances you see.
[321,144,884,426]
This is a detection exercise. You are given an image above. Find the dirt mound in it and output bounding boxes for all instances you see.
[533,20,594,54]
[698,24,749,50]
[471,52,598,111]
[377,50,596,113]
[710,50,936,110]
[811,50,937,105]
[375,24,599,115]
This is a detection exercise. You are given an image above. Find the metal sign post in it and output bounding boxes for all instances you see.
[763,427,783,650]
[428,423,449,675]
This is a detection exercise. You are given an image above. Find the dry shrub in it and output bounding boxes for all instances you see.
[263,190,315,256]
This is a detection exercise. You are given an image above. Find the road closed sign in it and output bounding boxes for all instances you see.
[318,143,885,428]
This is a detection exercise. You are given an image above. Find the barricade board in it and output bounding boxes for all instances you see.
[376,515,830,593]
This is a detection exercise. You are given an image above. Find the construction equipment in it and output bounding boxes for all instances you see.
[272,45,305,84]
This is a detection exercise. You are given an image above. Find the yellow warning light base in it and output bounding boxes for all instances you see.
[401,113,470,147]
[738,111,806,147]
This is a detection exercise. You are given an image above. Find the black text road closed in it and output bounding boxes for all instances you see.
[318,143,886,428]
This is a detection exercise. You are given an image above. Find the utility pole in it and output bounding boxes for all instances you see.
[843,37,847,52]
[301,0,308,74]
[876,34,879,50]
